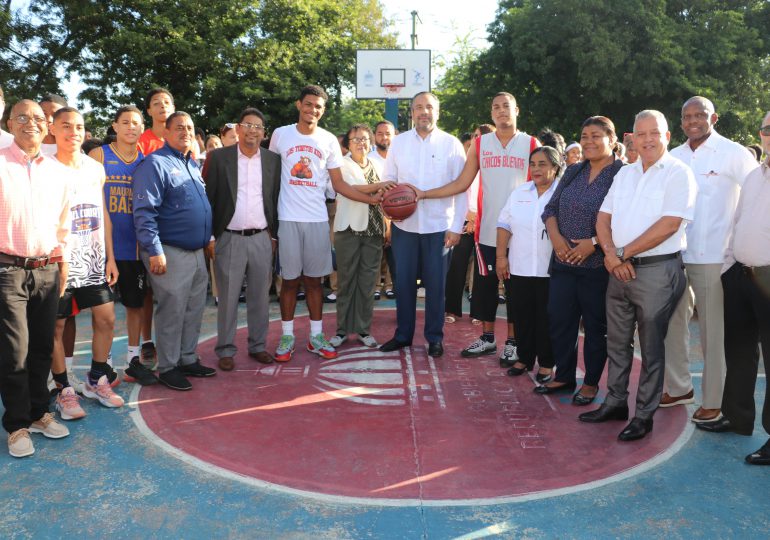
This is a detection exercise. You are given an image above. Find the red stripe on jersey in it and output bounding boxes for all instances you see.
[474,135,483,244]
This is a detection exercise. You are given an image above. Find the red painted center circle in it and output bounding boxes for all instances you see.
[137,310,687,502]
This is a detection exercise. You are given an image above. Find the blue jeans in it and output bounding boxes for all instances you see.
[391,227,450,344]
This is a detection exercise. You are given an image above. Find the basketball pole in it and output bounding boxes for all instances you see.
[385,98,398,129]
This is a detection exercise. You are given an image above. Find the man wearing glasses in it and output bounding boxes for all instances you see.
[203,108,280,371]
[133,111,216,391]
[0,100,72,457]
[662,97,758,423]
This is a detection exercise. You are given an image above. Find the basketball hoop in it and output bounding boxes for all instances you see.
[383,84,404,98]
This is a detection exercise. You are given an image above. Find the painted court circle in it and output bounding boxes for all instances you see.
[134,310,691,505]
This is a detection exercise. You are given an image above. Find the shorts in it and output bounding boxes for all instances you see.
[115,260,147,308]
[277,220,333,279]
[57,282,114,319]
[470,243,515,323]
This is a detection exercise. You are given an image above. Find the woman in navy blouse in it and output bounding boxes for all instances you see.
[535,116,624,405]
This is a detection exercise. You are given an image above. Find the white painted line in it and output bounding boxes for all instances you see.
[404,347,419,408]
[426,356,446,409]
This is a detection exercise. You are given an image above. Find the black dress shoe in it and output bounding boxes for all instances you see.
[578,403,629,423]
[618,417,653,441]
[506,363,532,377]
[533,382,577,395]
[572,392,596,406]
[745,440,770,465]
[695,416,753,436]
[379,338,411,352]
[428,342,444,357]
[535,371,553,384]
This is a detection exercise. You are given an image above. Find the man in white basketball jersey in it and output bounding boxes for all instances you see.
[415,92,540,368]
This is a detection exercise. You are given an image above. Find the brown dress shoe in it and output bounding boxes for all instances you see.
[692,407,722,423]
[249,351,275,365]
[658,389,694,408]
[218,356,235,371]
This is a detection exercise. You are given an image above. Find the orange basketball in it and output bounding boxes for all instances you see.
[381,184,418,221]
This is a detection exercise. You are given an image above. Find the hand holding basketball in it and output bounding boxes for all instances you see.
[381,184,418,221]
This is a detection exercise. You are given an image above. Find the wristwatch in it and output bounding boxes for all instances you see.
[615,246,625,261]
[591,236,598,246]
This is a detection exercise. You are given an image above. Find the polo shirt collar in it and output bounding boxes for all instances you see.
[163,141,192,160]
[9,141,45,165]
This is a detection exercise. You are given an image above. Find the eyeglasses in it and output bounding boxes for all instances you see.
[14,114,47,125]
[239,122,265,131]
[350,137,370,144]
[760,125,770,136]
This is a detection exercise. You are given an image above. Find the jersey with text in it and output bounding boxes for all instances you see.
[102,144,144,260]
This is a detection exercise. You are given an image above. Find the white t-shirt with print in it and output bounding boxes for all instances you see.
[270,124,344,223]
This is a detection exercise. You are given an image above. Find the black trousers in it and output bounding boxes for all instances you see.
[444,232,474,317]
[509,275,553,369]
[721,263,770,435]
[0,264,59,433]
[548,262,609,386]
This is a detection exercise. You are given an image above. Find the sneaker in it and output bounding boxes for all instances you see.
[385,289,395,299]
[324,293,337,304]
[498,294,506,304]
[83,374,125,408]
[659,389,695,408]
[141,342,158,371]
[124,357,159,386]
[29,412,70,439]
[275,335,295,362]
[8,429,34,458]
[55,387,87,420]
[158,367,192,391]
[179,360,217,378]
[329,334,347,347]
[374,291,381,300]
[461,338,497,358]
[296,290,306,300]
[359,334,379,348]
[499,342,519,367]
[66,368,85,394]
[307,334,338,359]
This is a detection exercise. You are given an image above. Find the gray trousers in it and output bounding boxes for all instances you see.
[334,230,383,336]
[214,230,272,358]
[605,257,686,419]
[142,245,208,373]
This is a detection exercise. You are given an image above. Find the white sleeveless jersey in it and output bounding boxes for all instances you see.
[475,131,539,246]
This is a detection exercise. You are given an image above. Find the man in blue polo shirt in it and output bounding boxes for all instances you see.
[133,111,216,391]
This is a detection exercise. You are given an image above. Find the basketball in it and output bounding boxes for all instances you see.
[381,184,418,221]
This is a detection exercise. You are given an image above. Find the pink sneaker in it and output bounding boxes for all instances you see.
[83,374,124,408]
[55,387,87,420]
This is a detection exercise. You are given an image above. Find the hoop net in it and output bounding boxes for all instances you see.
[383,84,405,98]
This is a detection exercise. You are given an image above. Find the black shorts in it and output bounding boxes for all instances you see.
[57,283,114,319]
[470,243,515,323]
[115,260,147,308]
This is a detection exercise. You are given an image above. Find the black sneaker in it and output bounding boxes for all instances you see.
[141,342,158,371]
[158,368,192,391]
[124,357,159,386]
[179,360,217,378]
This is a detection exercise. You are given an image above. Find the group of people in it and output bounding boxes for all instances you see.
[0,83,769,467]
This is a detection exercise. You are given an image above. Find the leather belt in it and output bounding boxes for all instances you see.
[0,252,63,269]
[627,252,680,266]
[225,228,264,236]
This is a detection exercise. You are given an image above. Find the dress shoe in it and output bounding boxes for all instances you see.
[745,440,770,465]
[695,416,752,436]
[506,363,532,377]
[218,356,234,371]
[578,403,629,423]
[658,389,694,408]
[691,407,721,423]
[535,370,553,384]
[572,392,596,406]
[618,417,653,441]
[428,342,444,357]
[533,382,577,395]
[249,351,275,365]
[379,338,411,352]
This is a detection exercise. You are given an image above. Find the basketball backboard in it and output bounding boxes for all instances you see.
[356,49,431,100]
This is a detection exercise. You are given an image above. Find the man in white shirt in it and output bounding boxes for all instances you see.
[369,120,397,299]
[662,97,757,422]
[0,86,13,149]
[204,108,280,371]
[379,92,466,357]
[369,120,395,170]
[269,85,379,362]
[580,110,697,442]
[697,111,770,465]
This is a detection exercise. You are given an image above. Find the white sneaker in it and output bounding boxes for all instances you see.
[29,412,70,439]
[499,342,519,366]
[329,334,347,347]
[358,335,378,348]
[66,368,85,394]
[461,337,497,358]
[55,387,87,420]
[8,429,34,458]
[417,287,426,298]
[83,374,125,408]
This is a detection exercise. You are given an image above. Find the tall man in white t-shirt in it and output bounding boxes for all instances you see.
[380,92,467,357]
[414,92,538,365]
[269,85,384,362]
[662,96,757,423]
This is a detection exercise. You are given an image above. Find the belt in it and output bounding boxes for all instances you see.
[739,263,770,276]
[225,228,264,237]
[627,252,680,266]
[0,252,63,269]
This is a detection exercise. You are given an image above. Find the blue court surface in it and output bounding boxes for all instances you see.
[0,296,768,539]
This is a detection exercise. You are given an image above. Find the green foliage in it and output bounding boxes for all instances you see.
[322,97,386,136]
